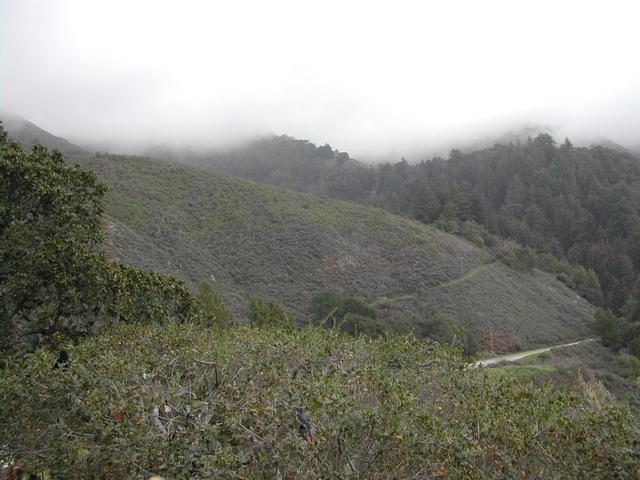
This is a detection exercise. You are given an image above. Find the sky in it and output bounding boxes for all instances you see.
[1,0,639,158]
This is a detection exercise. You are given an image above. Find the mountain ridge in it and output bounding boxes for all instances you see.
[0,112,85,154]
[74,151,592,351]
[5,119,595,352]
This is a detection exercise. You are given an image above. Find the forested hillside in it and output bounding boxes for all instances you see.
[180,134,640,357]
[148,135,358,197]
[65,151,596,352]
[187,134,640,315]
[4,0,640,475]
[2,123,639,479]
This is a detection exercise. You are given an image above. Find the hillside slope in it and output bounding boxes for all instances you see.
[168,133,640,316]
[72,152,593,351]
[0,113,85,154]
[150,134,373,203]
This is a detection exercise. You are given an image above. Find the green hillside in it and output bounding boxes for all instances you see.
[72,152,593,351]
[2,124,637,479]
[179,134,640,312]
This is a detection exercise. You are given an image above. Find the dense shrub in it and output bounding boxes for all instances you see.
[592,309,628,350]
[1,134,106,352]
[498,240,604,305]
[418,312,479,356]
[100,261,197,325]
[248,297,296,329]
[310,290,376,325]
[1,322,638,479]
[614,354,640,380]
[572,265,604,305]
[196,280,232,327]
[339,312,387,337]
[590,308,640,362]
[435,217,486,247]
[0,131,199,355]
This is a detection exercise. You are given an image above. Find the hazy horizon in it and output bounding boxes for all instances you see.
[2,0,639,159]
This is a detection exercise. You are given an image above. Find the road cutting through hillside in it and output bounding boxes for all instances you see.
[473,339,596,368]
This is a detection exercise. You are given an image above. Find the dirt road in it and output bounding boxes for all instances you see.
[473,339,595,368]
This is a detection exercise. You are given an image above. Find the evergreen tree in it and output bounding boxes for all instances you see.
[412,182,440,223]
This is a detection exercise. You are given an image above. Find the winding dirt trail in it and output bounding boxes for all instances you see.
[473,339,595,368]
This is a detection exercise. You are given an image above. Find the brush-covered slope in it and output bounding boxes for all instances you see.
[74,152,593,350]
[3,321,638,479]
[177,133,640,316]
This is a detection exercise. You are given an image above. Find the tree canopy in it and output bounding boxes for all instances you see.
[0,126,197,354]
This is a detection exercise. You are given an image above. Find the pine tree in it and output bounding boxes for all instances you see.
[413,182,440,222]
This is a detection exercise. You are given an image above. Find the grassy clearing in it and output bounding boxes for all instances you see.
[511,340,640,411]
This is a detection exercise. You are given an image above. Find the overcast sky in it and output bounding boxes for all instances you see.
[2,0,639,158]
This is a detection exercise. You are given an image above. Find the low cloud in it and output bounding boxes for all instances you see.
[2,0,639,159]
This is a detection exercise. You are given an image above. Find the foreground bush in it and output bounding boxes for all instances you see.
[248,297,296,329]
[1,322,639,479]
[0,133,107,351]
[0,131,198,354]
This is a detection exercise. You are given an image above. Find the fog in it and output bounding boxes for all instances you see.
[2,0,639,159]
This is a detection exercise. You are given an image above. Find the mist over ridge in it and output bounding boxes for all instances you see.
[2,0,639,160]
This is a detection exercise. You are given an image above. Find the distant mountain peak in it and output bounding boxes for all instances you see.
[0,112,85,154]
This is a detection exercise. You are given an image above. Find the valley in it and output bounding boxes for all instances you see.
[66,150,594,352]
[3,2,640,475]
[2,116,639,479]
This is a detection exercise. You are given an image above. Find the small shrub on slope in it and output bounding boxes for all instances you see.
[310,291,376,324]
[196,280,232,327]
[248,297,296,329]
